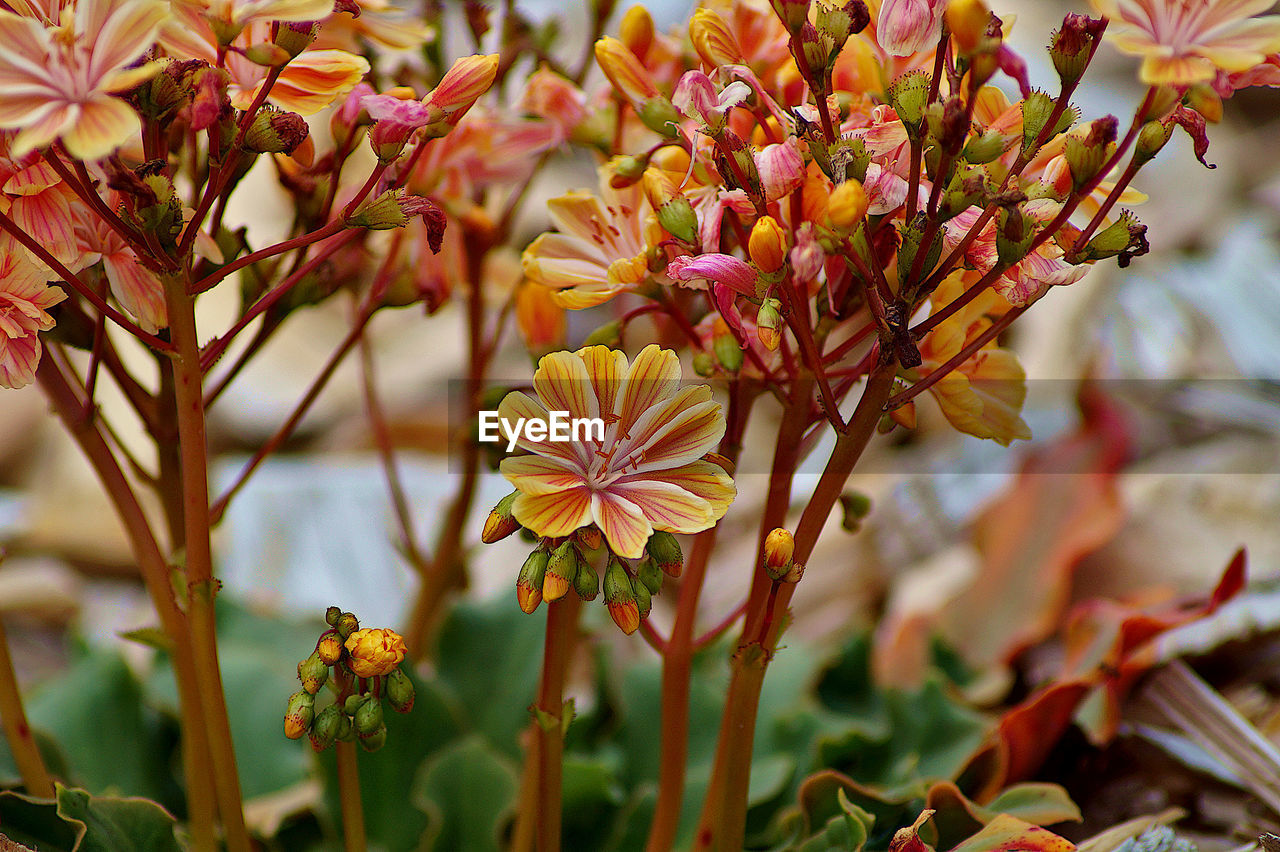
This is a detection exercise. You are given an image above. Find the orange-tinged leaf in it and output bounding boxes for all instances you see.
[949,814,1075,852]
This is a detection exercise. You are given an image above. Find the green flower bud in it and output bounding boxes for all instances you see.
[244,107,310,154]
[995,204,1036,269]
[1067,210,1148,268]
[962,129,1006,165]
[1020,91,1076,155]
[310,704,341,751]
[543,540,580,603]
[482,492,521,544]
[298,651,329,694]
[631,575,652,620]
[889,71,931,129]
[655,196,699,245]
[1134,119,1175,165]
[516,549,550,614]
[896,212,944,294]
[582,319,623,348]
[1049,14,1104,87]
[358,725,387,752]
[284,690,315,739]
[646,530,683,577]
[637,96,682,137]
[354,694,384,735]
[636,557,663,595]
[336,612,360,640]
[343,693,368,716]
[325,606,342,626]
[573,557,600,601]
[272,20,319,59]
[1065,115,1118,191]
[604,557,639,635]
[386,669,415,714]
[839,490,872,532]
[345,190,442,231]
[336,713,356,742]
[692,351,716,377]
[713,332,744,373]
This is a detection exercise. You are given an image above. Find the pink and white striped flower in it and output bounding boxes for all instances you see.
[0,247,66,389]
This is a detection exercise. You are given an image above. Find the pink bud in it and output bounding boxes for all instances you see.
[755,140,804,201]
[425,53,500,124]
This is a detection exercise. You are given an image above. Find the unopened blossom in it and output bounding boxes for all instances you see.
[499,345,735,559]
[343,627,407,677]
[519,65,588,143]
[0,0,166,159]
[876,0,947,57]
[423,53,500,128]
[522,166,662,309]
[176,0,331,40]
[1090,0,1280,85]
[0,248,66,389]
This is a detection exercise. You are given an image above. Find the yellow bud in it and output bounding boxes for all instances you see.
[748,216,789,273]
[827,179,868,231]
[317,633,344,665]
[619,5,655,61]
[595,37,659,104]
[763,528,795,578]
[689,8,743,68]
[945,0,991,57]
[482,492,521,543]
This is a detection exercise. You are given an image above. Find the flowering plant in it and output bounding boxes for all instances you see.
[0,0,1275,848]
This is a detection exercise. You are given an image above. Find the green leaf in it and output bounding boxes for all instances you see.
[145,599,325,800]
[562,751,626,848]
[434,599,547,757]
[413,736,519,852]
[319,667,464,852]
[55,785,183,852]
[28,652,173,804]
[0,789,77,851]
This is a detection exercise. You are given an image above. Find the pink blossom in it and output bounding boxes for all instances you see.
[0,248,65,389]
[666,253,757,296]
[876,0,946,56]
[672,70,750,131]
[756,140,803,201]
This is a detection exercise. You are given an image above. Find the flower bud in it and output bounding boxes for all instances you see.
[636,557,663,595]
[763,528,795,579]
[272,20,320,59]
[582,319,623,348]
[284,690,315,739]
[619,5,655,60]
[996,204,1037,268]
[782,563,805,583]
[310,703,341,751]
[888,70,930,127]
[644,168,699,245]
[690,9,744,68]
[748,216,788,273]
[595,37,659,103]
[354,694,384,735]
[604,558,640,635]
[543,540,580,603]
[573,557,600,601]
[756,299,783,351]
[827,179,868,231]
[317,632,344,664]
[815,0,870,59]
[358,725,387,752]
[242,42,292,66]
[344,628,408,677]
[609,154,650,188]
[718,129,763,197]
[346,190,445,231]
[692,351,716,377]
[298,651,329,694]
[713,325,744,373]
[244,108,309,154]
[632,575,652,620]
[425,54,499,128]
[482,492,521,543]
[946,0,990,58]
[1133,118,1175,165]
[769,0,812,35]
[1049,14,1105,87]
[1185,83,1222,123]
[343,693,368,715]
[646,530,684,577]
[896,212,944,291]
[1020,91,1074,154]
[387,668,415,713]
[516,549,550,613]
[1064,115,1118,191]
[336,612,360,639]
[962,129,1005,164]
[325,606,342,627]
[336,713,355,742]
[1068,210,1148,268]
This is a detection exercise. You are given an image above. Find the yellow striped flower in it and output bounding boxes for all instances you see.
[499,345,735,559]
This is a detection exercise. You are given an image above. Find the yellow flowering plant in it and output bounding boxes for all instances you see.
[0,0,1272,848]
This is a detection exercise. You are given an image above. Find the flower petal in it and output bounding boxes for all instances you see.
[513,488,593,537]
[608,478,714,533]
[534,349,599,422]
[500,454,586,496]
[591,491,652,558]
[616,344,682,433]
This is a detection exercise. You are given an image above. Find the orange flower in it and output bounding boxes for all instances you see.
[522,166,662,309]
[499,345,735,559]
[343,627,407,677]
[0,0,166,159]
[1091,0,1280,85]
[0,246,66,389]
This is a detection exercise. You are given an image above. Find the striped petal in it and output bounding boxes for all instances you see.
[624,399,725,473]
[608,479,714,533]
[591,491,653,559]
[616,344,682,434]
[513,488,593,538]
[625,460,736,519]
[497,390,586,467]
[500,454,586,496]
[534,349,599,423]
[576,345,626,419]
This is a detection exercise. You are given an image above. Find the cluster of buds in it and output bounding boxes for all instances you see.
[484,494,684,635]
[283,607,414,753]
[762,528,803,583]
